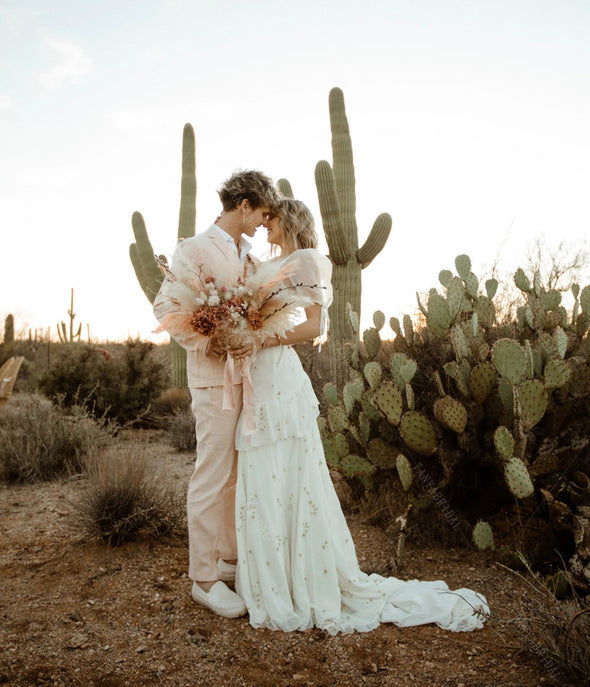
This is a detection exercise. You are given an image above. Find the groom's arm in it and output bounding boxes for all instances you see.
[153,239,210,355]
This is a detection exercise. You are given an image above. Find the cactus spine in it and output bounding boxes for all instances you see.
[315,88,392,389]
[129,123,196,388]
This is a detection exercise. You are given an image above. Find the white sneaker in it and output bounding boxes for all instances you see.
[191,581,246,618]
[217,559,237,582]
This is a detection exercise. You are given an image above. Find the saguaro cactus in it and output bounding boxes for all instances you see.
[3,314,14,344]
[129,123,196,388]
[57,288,82,343]
[315,87,392,388]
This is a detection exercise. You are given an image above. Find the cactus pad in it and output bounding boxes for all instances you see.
[455,254,472,280]
[492,338,527,384]
[485,278,498,299]
[372,381,403,426]
[324,382,339,406]
[358,411,372,445]
[402,314,414,346]
[553,327,568,358]
[514,268,531,292]
[504,457,534,499]
[340,454,377,478]
[372,310,385,331]
[367,438,397,468]
[396,453,414,491]
[399,411,438,455]
[530,453,560,477]
[363,327,381,359]
[447,277,464,319]
[469,362,497,404]
[322,432,349,467]
[544,358,571,389]
[472,521,495,551]
[362,391,384,422]
[438,269,453,288]
[427,292,452,336]
[450,323,470,360]
[433,396,467,433]
[328,405,349,433]
[518,379,548,431]
[364,361,382,390]
[347,305,360,335]
[494,426,514,461]
[343,377,364,415]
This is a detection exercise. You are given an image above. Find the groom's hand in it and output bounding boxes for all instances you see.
[205,338,225,359]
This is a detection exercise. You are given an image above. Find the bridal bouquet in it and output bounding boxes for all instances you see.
[155,257,317,351]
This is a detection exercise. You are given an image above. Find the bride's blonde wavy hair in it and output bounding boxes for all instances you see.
[274,199,318,256]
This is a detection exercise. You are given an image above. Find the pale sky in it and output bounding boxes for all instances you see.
[1,0,589,343]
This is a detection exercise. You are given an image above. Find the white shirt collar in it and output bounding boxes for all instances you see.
[212,224,252,263]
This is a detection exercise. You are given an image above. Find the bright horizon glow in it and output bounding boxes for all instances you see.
[1,0,589,344]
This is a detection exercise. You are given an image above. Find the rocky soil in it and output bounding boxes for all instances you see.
[0,434,560,687]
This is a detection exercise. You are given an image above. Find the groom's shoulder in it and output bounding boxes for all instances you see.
[178,227,216,249]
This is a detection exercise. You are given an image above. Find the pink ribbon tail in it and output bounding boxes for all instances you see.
[241,356,256,435]
[222,354,236,411]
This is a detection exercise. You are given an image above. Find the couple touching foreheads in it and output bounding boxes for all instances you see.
[153,170,489,635]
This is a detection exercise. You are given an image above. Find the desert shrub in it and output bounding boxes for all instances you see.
[151,387,192,417]
[75,445,183,546]
[0,394,113,482]
[38,340,168,424]
[503,566,590,685]
[167,410,196,452]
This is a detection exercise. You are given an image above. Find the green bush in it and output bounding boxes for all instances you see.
[0,394,113,482]
[38,340,168,424]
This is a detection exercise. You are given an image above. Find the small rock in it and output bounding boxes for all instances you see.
[135,645,147,654]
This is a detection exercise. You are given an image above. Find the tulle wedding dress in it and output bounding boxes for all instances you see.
[234,250,489,635]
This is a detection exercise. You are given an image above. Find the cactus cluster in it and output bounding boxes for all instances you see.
[319,254,590,587]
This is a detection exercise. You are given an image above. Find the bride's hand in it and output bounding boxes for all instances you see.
[231,342,255,359]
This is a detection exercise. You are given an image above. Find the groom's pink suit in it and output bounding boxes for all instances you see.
[154,225,251,582]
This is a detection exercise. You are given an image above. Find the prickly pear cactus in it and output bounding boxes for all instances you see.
[472,521,495,551]
[504,457,534,499]
[319,255,590,587]
[399,412,438,456]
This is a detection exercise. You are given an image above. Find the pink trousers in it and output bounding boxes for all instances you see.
[187,384,242,581]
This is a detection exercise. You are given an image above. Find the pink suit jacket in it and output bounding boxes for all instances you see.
[153,225,256,388]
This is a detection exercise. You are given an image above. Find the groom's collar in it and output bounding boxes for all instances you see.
[211,223,252,257]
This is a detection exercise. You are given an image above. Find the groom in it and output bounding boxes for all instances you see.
[153,170,279,617]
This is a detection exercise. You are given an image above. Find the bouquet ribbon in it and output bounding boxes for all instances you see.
[222,354,256,435]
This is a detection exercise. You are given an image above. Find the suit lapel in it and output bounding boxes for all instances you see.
[205,226,240,269]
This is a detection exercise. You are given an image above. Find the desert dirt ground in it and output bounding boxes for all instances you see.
[0,431,559,687]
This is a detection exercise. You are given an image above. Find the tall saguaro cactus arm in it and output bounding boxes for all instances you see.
[178,123,196,240]
[314,87,392,390]
[315,161,350,264]
[129,211,163,304]
[128,123,196,388]
[357,213,392,268]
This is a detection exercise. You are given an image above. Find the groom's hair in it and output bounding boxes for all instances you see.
[218,170,279,212]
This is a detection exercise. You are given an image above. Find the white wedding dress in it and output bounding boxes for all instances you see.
[234,250,489,635]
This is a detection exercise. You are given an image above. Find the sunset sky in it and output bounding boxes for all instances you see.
[1,0,589,342]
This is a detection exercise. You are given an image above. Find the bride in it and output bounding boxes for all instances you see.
[233,198,489,635]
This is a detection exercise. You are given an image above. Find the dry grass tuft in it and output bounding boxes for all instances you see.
[0,393,113,482]
[75,445,183,546]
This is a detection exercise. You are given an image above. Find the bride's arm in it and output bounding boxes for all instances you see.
[262,303,322,349]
